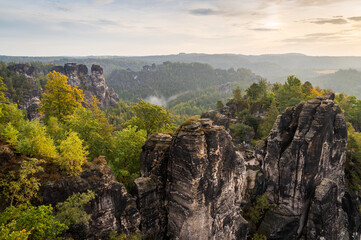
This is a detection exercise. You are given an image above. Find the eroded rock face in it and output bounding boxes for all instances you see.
[41,158,140,240]
[256,93,351,239]
[135,119,248,239]
[50,63,119,108]
[7,64,41,120]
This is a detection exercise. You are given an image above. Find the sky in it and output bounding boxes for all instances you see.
[1,0,361,56]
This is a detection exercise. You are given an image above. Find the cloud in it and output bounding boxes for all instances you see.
[92,0,114,5]
[249,28,278,31]
[282,31,350,43]
[310,18,348,24]
[188,8,221,16]
[349,16,361,21]
[289,0,350,6]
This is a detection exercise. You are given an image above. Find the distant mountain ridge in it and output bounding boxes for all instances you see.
[3,53,361,98]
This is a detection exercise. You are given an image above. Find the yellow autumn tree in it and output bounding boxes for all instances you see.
[40,71,84,120]
[57,131,87,176]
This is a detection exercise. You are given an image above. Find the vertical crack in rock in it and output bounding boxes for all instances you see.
[136,119,248,239]
[257,93,351,239]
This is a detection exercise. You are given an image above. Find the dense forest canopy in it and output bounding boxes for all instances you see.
[1,60,361,239]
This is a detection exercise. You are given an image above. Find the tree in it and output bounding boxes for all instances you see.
[109,126,146,189]
[257,100,279,138]
[277,75,303,110]
[216,100,224,110]
[17,120,58,159]
[0,76,8,117]
[0,158,44,206]
[39,71,84,120]
[233,87,242,101]
[2,123,19,146]
[126,99,174,136]
[55,190,95,226]
[0,204,67,240]
[65,107,112,160]
[57,131,88,176]
[0,76,7,102]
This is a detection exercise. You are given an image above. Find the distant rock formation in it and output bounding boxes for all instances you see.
[50,63,119,108]
[6,64,41,120]
[255,93,357,239]
[134,119,248,239]
[7,64,35,78]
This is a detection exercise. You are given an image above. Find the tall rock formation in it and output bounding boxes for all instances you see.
[134,119,248,239]
[6,64,41,120]
[50,63,119,108]
[255,93,354,239]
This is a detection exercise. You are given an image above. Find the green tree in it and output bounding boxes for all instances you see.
[233,87,242,101]
[257,100,279,138]
[216,100,224,110]
[126,99,174,136]
[0,158,43,206]
[109,126,147,189]
[244,194,270,225]
[0,103,26,132]
[229,123,253,142]
[0,76,8,118]
[0,203,67,240]
[65,107,113,160]
[2,123,19,146]
[277,75,303,110]
[0,76,7,103]
[57,131,88,176]
[39,71,84,120]
[17,120,58,159]
[55,190,95,226]
[46,116,66,144]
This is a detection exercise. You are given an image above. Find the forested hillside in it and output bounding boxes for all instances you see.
[314,69,361,98]
[3,53,361,86]
[1,59,361,238]
[107,62,260,118]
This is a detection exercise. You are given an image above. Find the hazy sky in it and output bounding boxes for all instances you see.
[1,0,361,56]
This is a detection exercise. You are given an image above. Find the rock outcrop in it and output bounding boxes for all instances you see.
[134,119,248,239]
[50,63,119,108]
[40,157,140,240]
[255,93,353,239]
[7,64,41,120]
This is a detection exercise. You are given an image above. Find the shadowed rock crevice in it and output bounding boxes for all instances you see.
[135,119,248,240]
[256,93,353,239]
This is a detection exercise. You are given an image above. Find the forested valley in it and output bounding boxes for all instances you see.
[0,60,361,239]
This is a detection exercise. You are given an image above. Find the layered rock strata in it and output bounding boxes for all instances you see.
[134,119,248,240]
